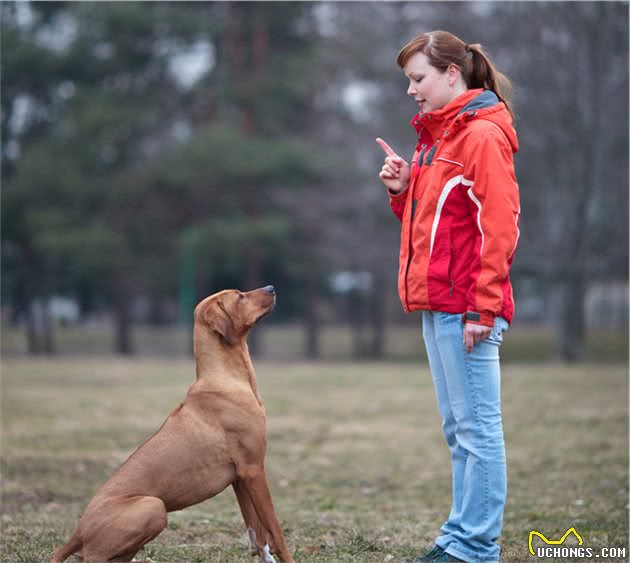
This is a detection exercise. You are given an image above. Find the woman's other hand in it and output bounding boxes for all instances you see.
[376,137,410,194]
[464,322,493,353]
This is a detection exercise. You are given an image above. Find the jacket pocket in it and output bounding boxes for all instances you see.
[427,219,453,288]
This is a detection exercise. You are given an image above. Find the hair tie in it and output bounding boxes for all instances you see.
[465,44,471,53]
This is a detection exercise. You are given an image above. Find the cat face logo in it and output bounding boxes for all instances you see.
[528,527,584,556]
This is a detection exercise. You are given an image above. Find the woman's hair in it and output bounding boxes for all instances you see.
[397,30,514,120]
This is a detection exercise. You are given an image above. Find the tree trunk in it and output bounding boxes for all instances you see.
[349,292,365,359]
[303,276,320,359]
[304,282,321,360]
[27,299,44,355]
[240,9,271,359]
[369,271,385,359]
[26,307,40,355]
[21,243,38,354]
[42,298,55,355]
[21,243,55,355]
[113,280,134,355]
[244,243,263,357]
[557,275,586,362]
[555,5,609,362]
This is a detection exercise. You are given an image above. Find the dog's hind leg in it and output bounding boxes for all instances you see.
[79,496,167,562]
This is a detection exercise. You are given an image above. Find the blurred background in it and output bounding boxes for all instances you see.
[2,1,628,363]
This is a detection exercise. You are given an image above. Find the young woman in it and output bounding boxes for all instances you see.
[376,31,520,563]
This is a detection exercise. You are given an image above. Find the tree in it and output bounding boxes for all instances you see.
[2,2,217,353]
[498,2,628,360]
[3,2,330,357]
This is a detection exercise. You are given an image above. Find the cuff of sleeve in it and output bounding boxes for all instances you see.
[463,310,495,327]
[388,187,408,198]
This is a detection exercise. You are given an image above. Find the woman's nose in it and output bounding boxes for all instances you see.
[407,83,416,96]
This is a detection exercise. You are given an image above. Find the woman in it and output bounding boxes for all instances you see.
[376,31,520,563]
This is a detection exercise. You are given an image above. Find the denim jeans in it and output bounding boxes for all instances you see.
[422,311,509,563]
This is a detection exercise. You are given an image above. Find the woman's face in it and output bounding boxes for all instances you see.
[404,51,458,113]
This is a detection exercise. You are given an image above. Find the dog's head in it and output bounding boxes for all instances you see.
[194,286,276,346]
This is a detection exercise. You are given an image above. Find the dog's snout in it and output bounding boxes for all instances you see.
[263,285,275,295]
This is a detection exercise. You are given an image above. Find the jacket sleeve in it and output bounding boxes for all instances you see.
[463,125,520,327]
[388,187,409,222]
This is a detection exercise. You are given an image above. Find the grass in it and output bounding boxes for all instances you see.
[1,358,628,562]
[2,322,628,363]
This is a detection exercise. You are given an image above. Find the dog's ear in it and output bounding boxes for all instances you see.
[203,300,239,345]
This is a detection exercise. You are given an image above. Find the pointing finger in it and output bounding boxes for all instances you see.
[376,137,399,158]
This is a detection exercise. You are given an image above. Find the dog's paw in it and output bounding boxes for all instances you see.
[262,544,277,563]
[246,528,276,562]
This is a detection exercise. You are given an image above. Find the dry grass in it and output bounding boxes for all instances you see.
[1,357,627,562]
[2,323,627,364]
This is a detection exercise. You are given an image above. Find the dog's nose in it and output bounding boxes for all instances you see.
[263,285,275,295]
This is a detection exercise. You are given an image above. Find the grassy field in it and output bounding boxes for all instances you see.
[1,358,628,562]
[2,322,628,363]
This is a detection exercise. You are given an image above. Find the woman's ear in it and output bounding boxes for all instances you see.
[447,64,461,86]
[203,300,239,345]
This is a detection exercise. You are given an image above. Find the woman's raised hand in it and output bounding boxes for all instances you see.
[376,137,410,194]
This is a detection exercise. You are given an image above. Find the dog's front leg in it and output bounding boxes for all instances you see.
[237,467,295,563]
[247,528,277,563]
[233,481,275,562]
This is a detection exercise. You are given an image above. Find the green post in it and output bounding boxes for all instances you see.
[178,235,197,336]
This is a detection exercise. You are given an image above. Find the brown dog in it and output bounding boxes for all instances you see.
[51,286,294,563]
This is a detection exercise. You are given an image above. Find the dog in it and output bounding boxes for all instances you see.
[51,286,294,563]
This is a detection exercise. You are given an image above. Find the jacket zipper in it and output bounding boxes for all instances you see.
[405,138,441,310]
[404,178,416,311]
[404,131,444,310]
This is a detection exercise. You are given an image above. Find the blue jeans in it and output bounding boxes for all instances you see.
[422,311,509,563]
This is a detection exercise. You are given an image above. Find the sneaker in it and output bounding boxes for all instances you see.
[405,545,446,562]
[405,545,466,562]
[432,549,465,562]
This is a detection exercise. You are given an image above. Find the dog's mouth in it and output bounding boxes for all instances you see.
[254,300,276,324]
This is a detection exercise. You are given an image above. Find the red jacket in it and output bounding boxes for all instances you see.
[389,89,520,327]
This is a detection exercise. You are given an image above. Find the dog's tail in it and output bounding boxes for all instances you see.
[50,533,81,563]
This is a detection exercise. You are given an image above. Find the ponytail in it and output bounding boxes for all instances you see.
[466,43,515,121]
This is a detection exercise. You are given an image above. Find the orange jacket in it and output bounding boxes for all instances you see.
[389,89,520,327]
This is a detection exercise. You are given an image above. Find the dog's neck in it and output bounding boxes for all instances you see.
[193,329,263,406]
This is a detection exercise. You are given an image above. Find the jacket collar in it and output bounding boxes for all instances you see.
[459,89,499,113]
[410,88,491,139]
